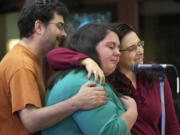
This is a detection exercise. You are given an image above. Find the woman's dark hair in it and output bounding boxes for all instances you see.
[65,23,111,65]
[107,23,158,96]
[47,23,112,89]
[108,23,138,40]
[17,0,68,38]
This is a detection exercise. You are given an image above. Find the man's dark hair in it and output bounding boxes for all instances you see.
[17,0,68,38]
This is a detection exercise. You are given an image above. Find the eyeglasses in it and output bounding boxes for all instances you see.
[120,40,144,52]
[49,22,68,32]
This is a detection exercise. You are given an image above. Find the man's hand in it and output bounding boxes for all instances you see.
[73,81,107,110]
[79,58,105,84]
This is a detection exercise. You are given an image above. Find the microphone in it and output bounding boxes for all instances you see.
[131,62,179,93]
[130,62,174,73]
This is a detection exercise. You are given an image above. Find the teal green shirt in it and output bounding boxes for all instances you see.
[42,70,131,135]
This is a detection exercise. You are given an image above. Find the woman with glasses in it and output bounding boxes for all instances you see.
[107,23,180,135]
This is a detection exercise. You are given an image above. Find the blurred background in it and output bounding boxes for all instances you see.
[0,0,180,123]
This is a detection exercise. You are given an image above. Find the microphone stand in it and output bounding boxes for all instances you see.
[158,70,165,135]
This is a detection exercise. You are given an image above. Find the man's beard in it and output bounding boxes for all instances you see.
[56,36,66,47]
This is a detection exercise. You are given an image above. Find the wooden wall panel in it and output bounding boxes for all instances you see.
[83,0,139,29]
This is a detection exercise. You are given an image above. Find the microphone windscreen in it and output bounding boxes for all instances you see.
[130,62,139,73]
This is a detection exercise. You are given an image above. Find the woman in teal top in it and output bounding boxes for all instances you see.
[42,24,137,135]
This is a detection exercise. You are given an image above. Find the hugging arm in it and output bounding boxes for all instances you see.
[18,81,107,133]
[15,69,107,133]
[46,47,105,84]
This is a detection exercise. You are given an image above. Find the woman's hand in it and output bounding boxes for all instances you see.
[119,96,137,111]
[119,96,138,134]
[79,58,105,84]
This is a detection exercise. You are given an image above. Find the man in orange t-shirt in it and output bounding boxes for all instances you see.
[0,44,45,135]
[0,0,107,134]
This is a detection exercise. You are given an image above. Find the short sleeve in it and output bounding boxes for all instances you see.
[10,68,42,113]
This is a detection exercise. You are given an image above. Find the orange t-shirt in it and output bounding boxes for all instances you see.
[0,44,45,135]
